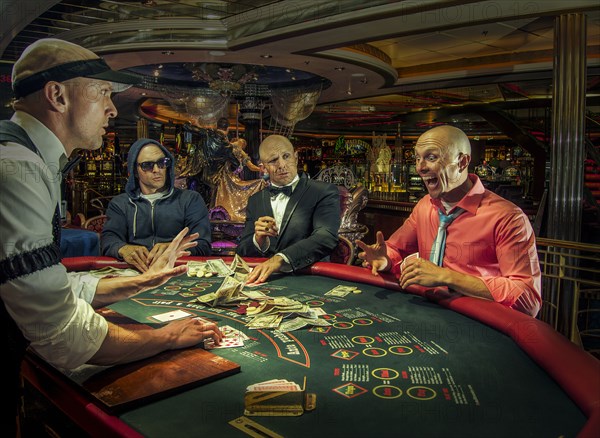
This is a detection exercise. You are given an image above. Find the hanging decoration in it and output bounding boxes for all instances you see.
[269,83,323,137]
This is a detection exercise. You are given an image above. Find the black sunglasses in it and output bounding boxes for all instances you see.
[137,157,170,172]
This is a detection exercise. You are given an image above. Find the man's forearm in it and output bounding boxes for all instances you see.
[444,270,493,300]
[92,275,152,308]
[88,322,172,365]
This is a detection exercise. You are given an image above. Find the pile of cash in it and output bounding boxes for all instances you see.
[187,259,232,278]
[246,297,331,331]
[190,256,330,331]
[196,275,248,307]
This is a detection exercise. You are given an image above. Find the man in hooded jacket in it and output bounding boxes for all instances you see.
[102,138,211,271]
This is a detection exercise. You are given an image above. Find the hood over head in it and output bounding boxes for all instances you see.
[126,138,175,197]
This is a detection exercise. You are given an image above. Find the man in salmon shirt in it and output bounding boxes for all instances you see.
[356,125,541,317]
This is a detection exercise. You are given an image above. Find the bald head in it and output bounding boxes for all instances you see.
[259,135,298,186]
[417,125,471,159]
[414,125,472,201]
[259,135,293,159]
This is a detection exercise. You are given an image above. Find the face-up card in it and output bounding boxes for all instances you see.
[221,325,250,341]
[151,309,193,322]
[204,325,248,349]
[210,337,244,349]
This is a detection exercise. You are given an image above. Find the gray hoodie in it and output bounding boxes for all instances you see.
[101,138,211,257]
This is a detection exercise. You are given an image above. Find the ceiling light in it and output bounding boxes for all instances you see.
[335,66,345,71]
[161,50,175,55]
[260,54,272,59]
[187,63,258,97]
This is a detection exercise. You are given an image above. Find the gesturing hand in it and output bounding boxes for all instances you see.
[356,231,390,276]
[147,242,171,267]
[139,227,199,292]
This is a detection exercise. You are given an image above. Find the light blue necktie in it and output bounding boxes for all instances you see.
[429,207,464,266]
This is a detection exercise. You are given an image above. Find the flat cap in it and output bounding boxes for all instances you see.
[12,38,140,98]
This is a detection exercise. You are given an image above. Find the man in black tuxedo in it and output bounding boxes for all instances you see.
[236,135,340,284]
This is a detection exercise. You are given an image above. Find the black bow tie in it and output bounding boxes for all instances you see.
[268,185,293,197]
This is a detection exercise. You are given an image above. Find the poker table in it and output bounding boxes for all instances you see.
[21,256,600,438]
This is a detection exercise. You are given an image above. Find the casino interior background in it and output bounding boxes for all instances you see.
[1,1,600,349]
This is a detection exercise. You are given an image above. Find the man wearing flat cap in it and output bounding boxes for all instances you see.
[0,39,222,433]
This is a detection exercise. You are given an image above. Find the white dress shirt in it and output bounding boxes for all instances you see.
[253,175,300,266]
[1,111,107,369]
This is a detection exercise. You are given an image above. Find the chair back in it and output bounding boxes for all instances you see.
[314,165,369,264]
[89,195,115,215]
[330,235,355,265]
[313,164,356,189]
[82,215,107,233]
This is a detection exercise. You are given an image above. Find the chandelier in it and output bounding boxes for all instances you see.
[185,63,258,97]
[136,63,329,134]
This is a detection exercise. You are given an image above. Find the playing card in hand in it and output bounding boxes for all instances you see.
[400,252,419,271]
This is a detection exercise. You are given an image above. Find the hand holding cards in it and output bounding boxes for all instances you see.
[204,325,249,349]
[400,252,419,272]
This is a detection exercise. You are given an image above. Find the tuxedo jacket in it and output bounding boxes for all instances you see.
[236,173,340,271]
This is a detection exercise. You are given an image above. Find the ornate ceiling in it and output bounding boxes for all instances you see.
[1,0,599,143]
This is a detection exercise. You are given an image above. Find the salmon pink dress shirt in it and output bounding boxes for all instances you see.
[386,174,541,317]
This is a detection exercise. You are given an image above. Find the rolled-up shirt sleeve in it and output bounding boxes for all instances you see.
[478,211,542,317]
[6,266,108,370]
[68,271,101,304]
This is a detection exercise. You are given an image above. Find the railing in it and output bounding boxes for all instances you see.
[536,237,600,356]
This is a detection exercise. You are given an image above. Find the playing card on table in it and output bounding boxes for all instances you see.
[208,337,244,349]
[220,325,250,341]
[205,325,248,349]
[151,309,193,322]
